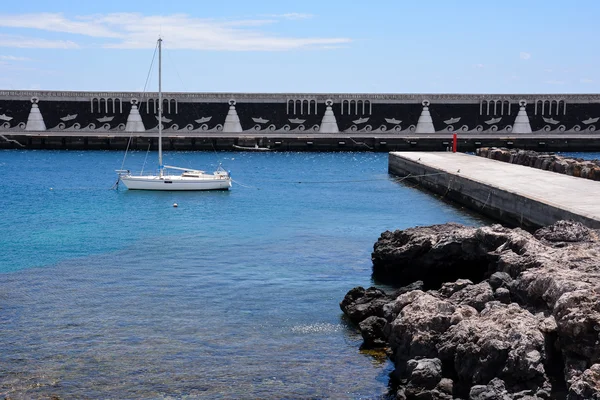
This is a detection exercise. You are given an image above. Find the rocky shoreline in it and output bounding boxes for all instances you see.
[341,221,600,399]
[476,147,600,181]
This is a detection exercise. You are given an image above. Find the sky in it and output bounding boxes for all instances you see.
[0,0,598,94]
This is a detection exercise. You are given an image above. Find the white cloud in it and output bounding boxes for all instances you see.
[473,63,485,69]
[580,78,594,83]
[520,52,531,60]
[0,13,121,38]
[0,55,30,61]
[0,34,79,49]
[0,12,349,51]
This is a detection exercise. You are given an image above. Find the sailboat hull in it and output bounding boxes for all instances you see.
[120,175,231,191]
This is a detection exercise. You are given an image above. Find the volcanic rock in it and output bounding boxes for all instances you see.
[341,220,600,399]
[358,316,388,349]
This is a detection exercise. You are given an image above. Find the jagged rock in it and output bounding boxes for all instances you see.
[489,272,512,290]
[359,316,388,349]
[342,220,600,399]
[371,223,504,287]
[341,282,424,325]
[392,280,425,297]
[396,358,453,400]
[436,378,454,395]
[406,358,443,389]
[340,286,390,324]
[387,291,461,361]
[403,388,453,399]
[448,281,495,312]
[568,364,600,400]
[469,378,511,400]
[395,387,407,400]
[554,289,600,368]
[534,220,599,244]
[495,287,511,304]
[382,289,424,323]
[439,279,473,297]
[438,302,549,391]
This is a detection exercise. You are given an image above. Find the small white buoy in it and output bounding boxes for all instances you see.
[50,188,53,190]
[173,203,178,208]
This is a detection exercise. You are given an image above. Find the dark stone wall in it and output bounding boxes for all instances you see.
[525,103,599,133]
[37,100,132,130]
[0,100,31,129]
[138,101,230,131]
[0,94,598,133]
[332,103,422,133]
[429,103,516,133]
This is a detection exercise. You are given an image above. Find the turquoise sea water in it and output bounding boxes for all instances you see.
[0,150,489,399]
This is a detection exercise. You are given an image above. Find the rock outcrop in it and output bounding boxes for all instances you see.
[476,147,600,181]
[341,220,600,399]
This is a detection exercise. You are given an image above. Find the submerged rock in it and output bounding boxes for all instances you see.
[341,220,600,399]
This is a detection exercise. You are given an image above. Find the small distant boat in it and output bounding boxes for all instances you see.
[232,144,271,152]
[353,117,369,124]
[583,117,599,125]
[97,116,114,123]
[543,117,560,125]
[385,118,402,125]
[155,115,172,123]
[0,113,12,121]
[252,117,269,124]
[484,117,502,125]
[444,117,461,125]
[195,116,212,124]
[289,118,306,124]
[60,114,77,122]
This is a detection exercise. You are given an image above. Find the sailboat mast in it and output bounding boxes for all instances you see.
[158,37,163,176]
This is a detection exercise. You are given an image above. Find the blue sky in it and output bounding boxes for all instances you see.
[0,0,598,94]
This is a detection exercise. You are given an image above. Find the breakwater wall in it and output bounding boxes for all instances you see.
[4,133,600,152]
[2,90,600,151]
[388,152,600,229]
[476,147,600,181]
[0,91,599,137]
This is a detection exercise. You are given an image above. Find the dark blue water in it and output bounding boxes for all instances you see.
[558,151,600,160]
[0,150,486,399]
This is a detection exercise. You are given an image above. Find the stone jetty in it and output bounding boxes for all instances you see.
[388,152,600,229]
[341,220,600,400]
[476,147,600,182]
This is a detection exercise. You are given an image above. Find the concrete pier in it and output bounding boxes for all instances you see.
[388,152,600,229]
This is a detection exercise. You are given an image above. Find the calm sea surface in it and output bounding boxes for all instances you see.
[0,150,496,399]
[559,151,600,160]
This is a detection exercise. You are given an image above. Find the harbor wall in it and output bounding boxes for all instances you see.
[1,90,599,151]
[4,133,600,152]
[0,91,599,135]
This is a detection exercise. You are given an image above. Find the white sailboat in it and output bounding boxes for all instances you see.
[117,38,232,191]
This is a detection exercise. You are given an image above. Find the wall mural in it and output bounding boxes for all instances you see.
[0,95,597,134]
